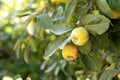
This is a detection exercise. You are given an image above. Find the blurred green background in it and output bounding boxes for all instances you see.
[0,0,53,80]
[0,0,76,80]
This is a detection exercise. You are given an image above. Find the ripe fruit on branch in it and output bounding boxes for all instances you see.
[62,43,78,60]
[71,27,89,46]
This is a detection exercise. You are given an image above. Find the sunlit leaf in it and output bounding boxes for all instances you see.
[51,23,71,35]
[28,38,37,52]
[44,61,57,73]
[17,12,31,17]
[24,48,29,63]
[44,36,66,57]
[59,36,71,49]
[83,14,110,35]
[26,20,36,36]
[99,70,117,80]
[96,0,117,18]
[76,6,88,19]
[56,6,63,15]
[65,0,78,27]
[106,63,115,70]
[13,40,21,50]
[54,66,60,76]
[53,6,64,19]
[13,39,22,58]
[59,59,67,69]
[40,61,47,70]
[37,13,54,29]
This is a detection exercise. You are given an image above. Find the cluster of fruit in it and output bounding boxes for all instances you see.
[61,0,120,61]
[62,27,89,60]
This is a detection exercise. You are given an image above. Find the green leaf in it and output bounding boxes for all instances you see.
[28,38,37,52]
[99,70,117,80]
[13,40,21,50]
[76,6,88,19]
[16,45,21,59]
[109,40,118,53]
[17,12,31,17]
[65,0,78,27]
[37,27,44,41]
[106,63,115,70]
[40,61,47,70]
[13,74,21,80]
[54,66,60,76]
[44,61,57,73]
[44,36,66,57]
[79,52,103,71]
[59,36,71,49]
[83,14,110,35]
[54,6,63,16]
[59,59,67,69]
[96,0,115,18]
[26,20,36,36]
[13,40,22,58]
[53,6,64,21]
[106,55,115,64]
[78,41,92,55]
[107,0,120,11]
[51,23,71,35]
[24,48,29,63]
[37,13,54,29]
[94,34,110,49]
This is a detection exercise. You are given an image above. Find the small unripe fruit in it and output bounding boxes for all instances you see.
[5,26,12,33]
[71,27,89,46]
[62,43,78,60]
[117,73,120,79]
[91,10,99,14]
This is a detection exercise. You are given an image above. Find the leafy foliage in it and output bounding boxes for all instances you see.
[107,0,120,11]
[0,0,120,80]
